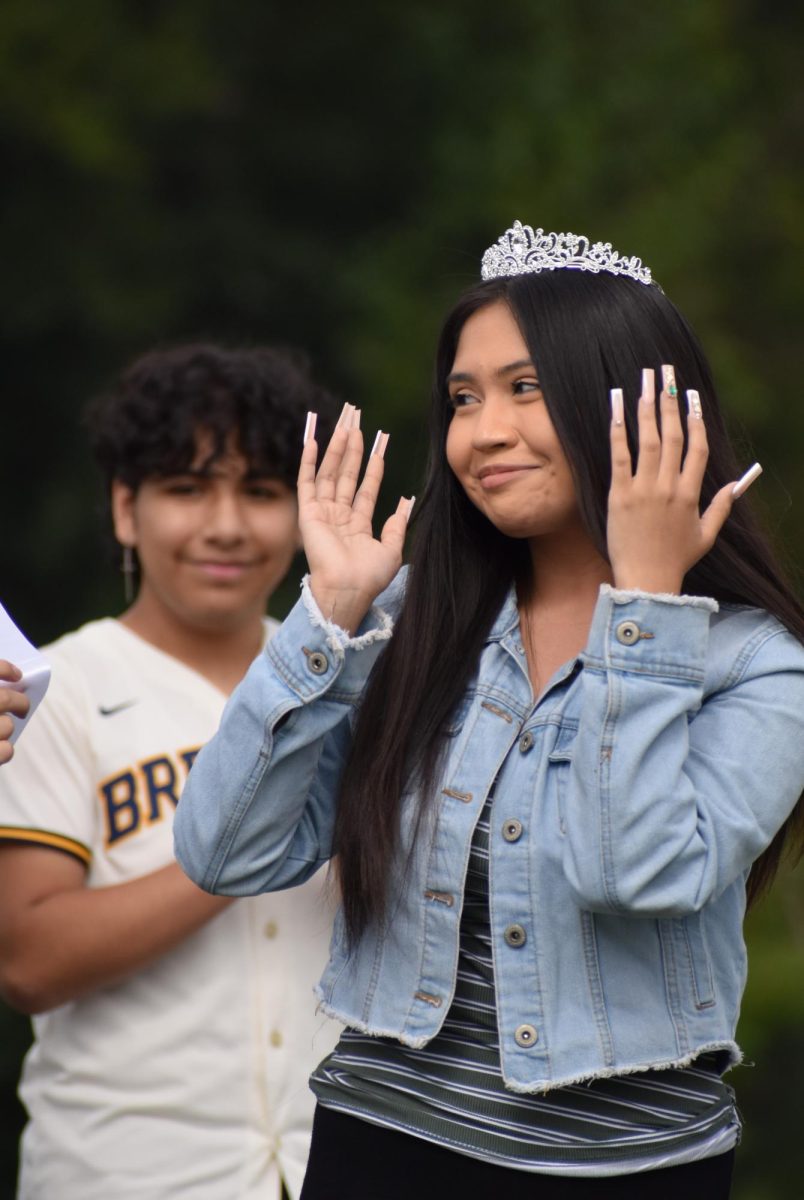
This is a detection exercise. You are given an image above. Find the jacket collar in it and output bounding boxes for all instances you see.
[485,587,521,643]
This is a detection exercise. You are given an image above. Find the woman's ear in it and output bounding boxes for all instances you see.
[111,479,137,548]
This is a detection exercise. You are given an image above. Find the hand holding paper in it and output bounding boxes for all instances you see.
[0,602,51,760]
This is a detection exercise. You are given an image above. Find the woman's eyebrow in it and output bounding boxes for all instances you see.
[446,359,537,385]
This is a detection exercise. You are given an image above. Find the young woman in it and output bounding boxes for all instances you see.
[175,225,804,1199]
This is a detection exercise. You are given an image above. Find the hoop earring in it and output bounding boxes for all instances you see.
[121,545,137,605]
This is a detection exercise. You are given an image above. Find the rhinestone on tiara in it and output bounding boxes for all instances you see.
[481,221,654,286]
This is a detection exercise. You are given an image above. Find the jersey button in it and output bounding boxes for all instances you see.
[269,1030,283,1048]
[263,921,278,939]
[519,730,534,753]
[504,923,527,947]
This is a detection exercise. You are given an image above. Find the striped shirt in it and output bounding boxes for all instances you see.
[311,795,739,1176]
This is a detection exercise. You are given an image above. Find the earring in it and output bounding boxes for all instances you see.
[121,545,137,605]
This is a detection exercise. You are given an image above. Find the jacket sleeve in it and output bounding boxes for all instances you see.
[173,579,395,895]
[561,585,804,917]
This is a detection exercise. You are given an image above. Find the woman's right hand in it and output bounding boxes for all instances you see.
[298,404,414,635]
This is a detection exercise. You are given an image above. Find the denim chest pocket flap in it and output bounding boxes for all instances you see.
[546,720,578,835]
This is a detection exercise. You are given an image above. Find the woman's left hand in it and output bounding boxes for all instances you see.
[606,366,736,594]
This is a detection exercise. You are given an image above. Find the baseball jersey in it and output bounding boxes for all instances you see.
[0,617,339,1200]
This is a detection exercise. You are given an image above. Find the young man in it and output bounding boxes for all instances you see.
[0,344,339,1200]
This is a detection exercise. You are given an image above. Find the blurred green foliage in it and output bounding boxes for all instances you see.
[0,1,802,1195]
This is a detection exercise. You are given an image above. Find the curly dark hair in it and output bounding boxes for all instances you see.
[86,342,339,492]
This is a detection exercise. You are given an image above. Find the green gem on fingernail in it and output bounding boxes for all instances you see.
[668,384,678,398]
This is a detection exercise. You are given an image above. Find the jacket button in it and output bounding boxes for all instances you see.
[306,650,329,675]
[502,819,523,843]
[519,730,534,753]
[504,923,527,947]
[615,620,640,646]
[514,1024,538,1048]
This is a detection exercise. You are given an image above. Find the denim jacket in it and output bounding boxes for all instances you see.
[174,575,804,1093]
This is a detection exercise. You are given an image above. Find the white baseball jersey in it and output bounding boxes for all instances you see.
[0,618,339,1200]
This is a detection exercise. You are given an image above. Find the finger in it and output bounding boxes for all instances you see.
[0,742,13,765]
[297,403,355,501]
[351,433,389,520]
[314,404,356,501]
[634,368,661,479]
[679,389,709,493]
[0,715,14,740]
[379,496,415,559]
[0,661,22,682]
[0,687,30,718]
[609,389,632,485]
[334,413,366,506]
[297,428,322,507]
[656,364,684,484]
[699,482,735,553]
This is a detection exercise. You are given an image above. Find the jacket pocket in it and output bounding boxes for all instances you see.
[678,912,716,1009]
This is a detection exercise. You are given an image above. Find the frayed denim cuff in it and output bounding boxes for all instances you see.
[584,585,715,681]
[300,575,394,655]
[601,584,718,613]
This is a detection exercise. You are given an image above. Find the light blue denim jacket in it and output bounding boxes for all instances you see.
[174,574,804,1093]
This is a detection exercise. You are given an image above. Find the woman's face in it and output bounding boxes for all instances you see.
[445,301,582,543]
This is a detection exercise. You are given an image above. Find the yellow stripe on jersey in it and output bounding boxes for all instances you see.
[0,826,92,866]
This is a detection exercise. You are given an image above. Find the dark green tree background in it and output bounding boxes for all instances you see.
[0,2,802,1195]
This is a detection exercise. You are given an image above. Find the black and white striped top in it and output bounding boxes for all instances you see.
[311,795,739,1176]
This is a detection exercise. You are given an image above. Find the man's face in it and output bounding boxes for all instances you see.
[111,434,299,633]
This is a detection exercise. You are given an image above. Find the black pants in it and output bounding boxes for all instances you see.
[300,1105,735,1199]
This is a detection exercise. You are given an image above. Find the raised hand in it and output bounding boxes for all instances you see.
[298,404,413,634]
[607,366,759,594]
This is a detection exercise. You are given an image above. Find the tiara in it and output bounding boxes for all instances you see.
[480,221,654,286]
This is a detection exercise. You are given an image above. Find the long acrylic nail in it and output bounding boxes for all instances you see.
[662,364,678,399]
[352,408,362,431]
[336,402,354,430]
[641,368,655,405]
[686,389,703,420]
[371,431,389,459]
[303,412,317,445]
[403,495,416,523]
[732,462,762,498]
[610,388,624,426]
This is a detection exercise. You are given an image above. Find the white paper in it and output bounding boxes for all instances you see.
[0,601,51,744]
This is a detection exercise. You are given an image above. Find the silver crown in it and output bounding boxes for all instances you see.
[481,221,654,286]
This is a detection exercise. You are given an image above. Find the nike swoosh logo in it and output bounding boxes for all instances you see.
[98,700,139,717]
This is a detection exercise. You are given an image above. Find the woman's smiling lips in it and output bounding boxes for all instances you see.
[477,463,541,490]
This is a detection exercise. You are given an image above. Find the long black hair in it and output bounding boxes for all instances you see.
[334,270,804,942]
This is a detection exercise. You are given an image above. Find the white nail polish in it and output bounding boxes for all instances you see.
[641,368,655,403]
[303,412,317,445]
[336,403,353,430]
[732,462,762,498]
[404,495,416,523]
[610,388,624,426]
[686,390,703,420]
[371,431,389,458]
[351,408,362,431]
